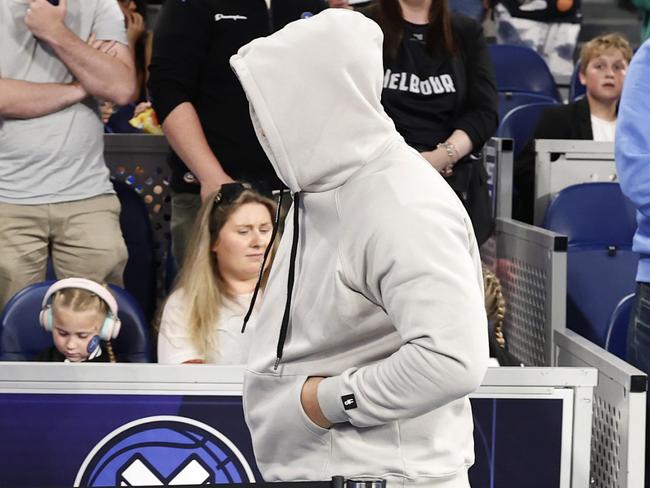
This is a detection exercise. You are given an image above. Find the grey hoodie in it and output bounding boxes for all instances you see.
[230,9,488,486]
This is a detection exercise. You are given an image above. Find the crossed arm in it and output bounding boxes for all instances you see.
[0,79,88,119]
[0,0,136,119]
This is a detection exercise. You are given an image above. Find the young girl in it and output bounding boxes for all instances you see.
[36,278,120,363]
[157,184,277,364]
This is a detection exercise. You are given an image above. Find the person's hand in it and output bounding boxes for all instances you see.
[87,32,118,57]
[328,0,353,8]
[199,174,236,202]
[300,376,332,429]
[421,149,454,177]
[125,10,145,48]
[100,101,115,124]
[24,0,67,42]
[134,101,152,117]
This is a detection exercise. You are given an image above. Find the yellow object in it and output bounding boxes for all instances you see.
[129,108,163,135]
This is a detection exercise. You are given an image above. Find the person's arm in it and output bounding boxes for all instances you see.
[309,184,489,428]
[420,129,473,175]
[421,21,497,175]
[0,78,86,119]
[616,42,650,219]
[25,0,136,105]
[162,103,235,200]
[452,20,498,153]
[149,0,234,200]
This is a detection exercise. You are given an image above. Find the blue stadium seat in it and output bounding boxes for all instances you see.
[497,102,557,158]
[568,63,586,101]
[0,281,153,362]
[488,44,561,101]
[605,293,635,360]
[543,183,638,347]
[45,181,157,323]
[497,92,558,124]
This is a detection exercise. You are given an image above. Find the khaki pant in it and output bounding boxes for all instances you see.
[0,194,128,309]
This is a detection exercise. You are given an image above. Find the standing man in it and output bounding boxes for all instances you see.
[615,38,650,488]
[0,0,136,309]
[231,9,488,486]
[148,0,325,266]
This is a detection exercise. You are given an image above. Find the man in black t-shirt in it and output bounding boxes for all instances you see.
[148,0,325,266]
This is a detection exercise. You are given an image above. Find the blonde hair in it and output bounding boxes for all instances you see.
[579,33,632,74]
[482,266,506,349]
[173,188,277,357]
[51,287,117,362]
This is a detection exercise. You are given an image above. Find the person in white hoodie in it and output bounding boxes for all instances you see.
[230,9,488,487]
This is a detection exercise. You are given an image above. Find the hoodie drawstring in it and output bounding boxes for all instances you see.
[274,191,301,370]
[242,188,286,333]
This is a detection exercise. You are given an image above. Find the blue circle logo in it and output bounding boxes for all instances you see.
[300,11,314,19]
[75,416,255,486]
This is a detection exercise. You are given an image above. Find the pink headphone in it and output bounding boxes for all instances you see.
[39,278,121,341]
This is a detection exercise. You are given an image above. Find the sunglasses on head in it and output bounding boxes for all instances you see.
[214,182,274,206]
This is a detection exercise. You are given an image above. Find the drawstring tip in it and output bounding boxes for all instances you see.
[273,357,281,370]
[241,320,248,334]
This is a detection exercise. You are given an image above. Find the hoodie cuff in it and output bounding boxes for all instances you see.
[317,376,349,424]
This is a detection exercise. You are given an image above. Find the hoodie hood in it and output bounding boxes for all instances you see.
[230,9,400,193]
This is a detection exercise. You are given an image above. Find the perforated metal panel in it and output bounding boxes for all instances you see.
[556,329,647,488]
[498,257,547,366]
[591,394,623,487]
[488,218,566,366]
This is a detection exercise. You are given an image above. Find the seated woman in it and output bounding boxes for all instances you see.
[513,33,632,223]
[157,184,276,364]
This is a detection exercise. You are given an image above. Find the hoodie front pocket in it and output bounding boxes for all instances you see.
[297,378,332,437]
[244,373,332,481]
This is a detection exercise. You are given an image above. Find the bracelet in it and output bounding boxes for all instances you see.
[436,141,459,164]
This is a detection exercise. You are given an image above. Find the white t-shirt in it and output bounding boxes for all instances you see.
[590,115,617,142]
[157,289,257,364]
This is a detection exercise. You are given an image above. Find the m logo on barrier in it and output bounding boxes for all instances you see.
[75,416,255,486]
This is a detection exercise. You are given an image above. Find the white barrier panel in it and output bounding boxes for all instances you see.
[483,218,567,366]
[556,329,647,488]
[534,139,616,226]
[0,363,595,488]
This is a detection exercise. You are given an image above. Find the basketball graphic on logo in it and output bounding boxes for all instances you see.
[75,416,255,486]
